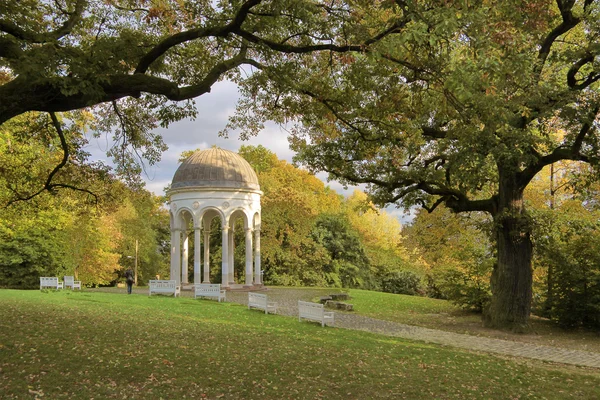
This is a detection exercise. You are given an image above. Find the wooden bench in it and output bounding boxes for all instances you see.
[148,280,180,297]
[298,300,334,327]
[248,292,277,314]
[63,276,82,290]
[194,284,226,302]
[40,277,63,290]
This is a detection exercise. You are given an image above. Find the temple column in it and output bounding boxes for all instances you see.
[245,228,253,286]
[170,229,181,285]
[228,224,235,284]
[181,232,189,284]
[203,229,210,283]
[254,228,261,285]
[221,226,229,287]
[194,227,201,284]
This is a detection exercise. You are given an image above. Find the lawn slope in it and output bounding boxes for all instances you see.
[0,290,598,399]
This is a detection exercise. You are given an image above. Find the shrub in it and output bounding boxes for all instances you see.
[379,270,422,296]
[436,261,492,312]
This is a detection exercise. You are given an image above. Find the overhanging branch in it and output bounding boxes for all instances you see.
[4,112,98,207]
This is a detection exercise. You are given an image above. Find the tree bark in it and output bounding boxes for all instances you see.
[484,171,533,332]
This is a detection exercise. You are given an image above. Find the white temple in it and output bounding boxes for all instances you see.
[168,148,263,290]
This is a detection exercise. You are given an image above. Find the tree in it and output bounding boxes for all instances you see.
[235,1,600,330]
[1,0,403,193]
[311,213,370,287]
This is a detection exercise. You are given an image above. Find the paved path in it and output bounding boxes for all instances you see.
[224,288,600,369]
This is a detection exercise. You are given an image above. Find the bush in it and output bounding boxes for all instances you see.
[435,261,492,312]
[379,270,422,296]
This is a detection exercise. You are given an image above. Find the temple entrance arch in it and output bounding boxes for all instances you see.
[168,148,263,290]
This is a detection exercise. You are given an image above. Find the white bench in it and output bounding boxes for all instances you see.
[148,280,180,297]
[298,300,334,327]
[40,277,63,290]
[64,276,82,290]
[194,284,226,302]
[248,292,277,314]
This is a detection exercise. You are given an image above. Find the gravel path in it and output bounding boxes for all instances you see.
[225,288,600,369]
[122,286,600,368]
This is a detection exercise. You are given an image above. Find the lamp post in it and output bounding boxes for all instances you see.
[134,239,138,286]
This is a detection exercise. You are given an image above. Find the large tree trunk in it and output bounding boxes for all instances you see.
[484,173,533,332]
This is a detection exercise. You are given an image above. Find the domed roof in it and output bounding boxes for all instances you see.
[171,148,260,191]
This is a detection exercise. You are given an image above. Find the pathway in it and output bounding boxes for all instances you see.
[224,288,600,369]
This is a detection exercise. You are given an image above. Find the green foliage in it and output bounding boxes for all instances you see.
[532,201,600,329]
[379,270,422,296]
[404,206,494,308]
[0,199,70,288]
[0,116,169,288]
[311,214,370,288]
[237,146,415,290]
[435,262,493,313]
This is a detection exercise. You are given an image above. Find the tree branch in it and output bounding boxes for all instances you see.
[135,0,261,74]
[567,54,600,89]
[0,0,85,43]
[0,48,254,123]
[534,0,581,77]
[4,112,98,207]
[519,105,599,186]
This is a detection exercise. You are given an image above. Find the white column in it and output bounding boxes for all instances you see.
[170,229,181,285]
[203,229,210,283]
[254,228,261,285]
[221,226,229,287]
[181,232,189,284]
[228,224,235,284]
[194,227,201,284]
[245,228,253,286]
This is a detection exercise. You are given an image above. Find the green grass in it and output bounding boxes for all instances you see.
[1,289,599,399]
[344,289,600,352]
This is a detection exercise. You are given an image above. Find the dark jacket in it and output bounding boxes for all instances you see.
[125,269,134,283]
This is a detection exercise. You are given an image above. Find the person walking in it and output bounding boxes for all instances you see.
[125,267,134,295]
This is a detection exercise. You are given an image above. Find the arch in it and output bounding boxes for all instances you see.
[228,207,250,229]
[176,207,195,226]
[198,207,226,229]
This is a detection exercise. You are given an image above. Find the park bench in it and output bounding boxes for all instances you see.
[148,280,180,297]
[40,277,63,290]
[63,276,82,290]
[298,300,335,327]
[194,283,226,302]
[248,292,277,314]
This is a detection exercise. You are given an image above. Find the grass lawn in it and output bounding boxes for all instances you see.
[344,289,600,353]
[1,290,599,399]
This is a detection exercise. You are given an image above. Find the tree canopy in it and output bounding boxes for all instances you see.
[0,0,404,188]
[233,0,600,330]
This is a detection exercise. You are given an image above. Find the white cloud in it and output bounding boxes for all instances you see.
[86,80,415,223]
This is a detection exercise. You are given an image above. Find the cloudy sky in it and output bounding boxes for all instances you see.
[86,80,414,223]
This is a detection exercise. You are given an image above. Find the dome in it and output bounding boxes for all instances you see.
[171,148,260,191]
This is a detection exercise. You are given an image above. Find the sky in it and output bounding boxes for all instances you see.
[86,80,414,223]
